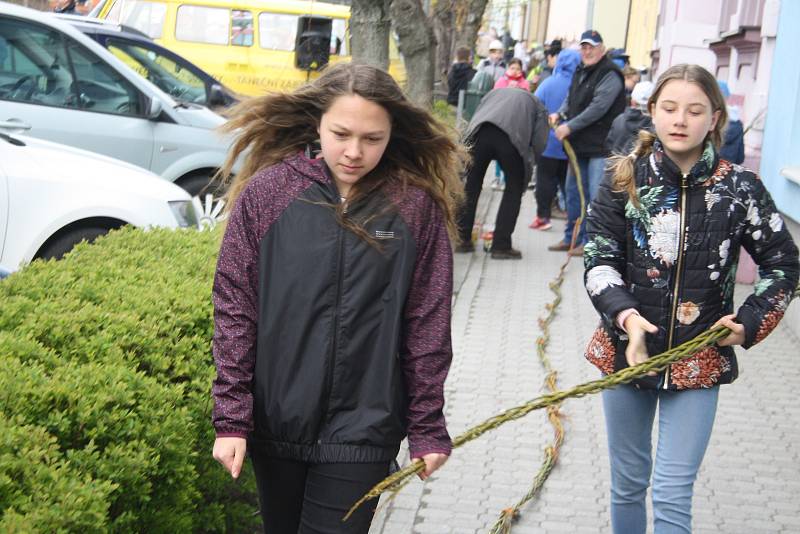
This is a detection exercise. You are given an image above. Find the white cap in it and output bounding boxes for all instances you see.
[631,80,655,106]
[489,39,504,51]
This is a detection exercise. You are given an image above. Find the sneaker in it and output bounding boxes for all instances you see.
[547,241,571,252]
[455,241,475,253]
[528,217,552,231]
[568,244,584,257]
[490,248,523,260]
[551,207,567,220]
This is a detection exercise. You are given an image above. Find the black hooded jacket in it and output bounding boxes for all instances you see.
[605,107,654,155]
[447,62,476,105]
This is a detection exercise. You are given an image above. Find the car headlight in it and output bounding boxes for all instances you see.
[169,200,199,228]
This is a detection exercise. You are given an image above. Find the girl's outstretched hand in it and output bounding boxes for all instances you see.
[213,437,247,479]
[624,313,659,376]
[413,452,449,481]
[712,314,746,347]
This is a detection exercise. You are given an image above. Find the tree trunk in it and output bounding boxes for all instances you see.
[391,0,436,107]
[453,0,490,51]
[350,0,390,71]
[432,0,454,85]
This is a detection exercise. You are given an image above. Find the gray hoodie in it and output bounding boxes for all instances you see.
[464,88,548,179]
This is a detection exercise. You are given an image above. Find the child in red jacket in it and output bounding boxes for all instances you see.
[494,58,530,91]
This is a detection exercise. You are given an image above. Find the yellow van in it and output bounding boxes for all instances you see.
[91,0,406,96]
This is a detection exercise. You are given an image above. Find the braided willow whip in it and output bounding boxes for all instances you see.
[344,326,733,521]
[488,133,587,534]
[562,138,585,251]
[489,268,569,533]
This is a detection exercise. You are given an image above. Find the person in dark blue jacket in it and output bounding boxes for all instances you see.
[529,49,580,231]
[717,80,745,164]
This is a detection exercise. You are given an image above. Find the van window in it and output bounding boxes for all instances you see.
[0,19,78,108]
[175,5,229,45]
[0,17,141,116]
[107,39,207,104]
[107,0,167,39]
[331,18,347,55]
[257,14,347,56]
[65,38,142,116]
[231,10,253,47]
[258,13,296,51]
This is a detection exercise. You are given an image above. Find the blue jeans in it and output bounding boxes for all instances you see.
[602,384,719,534]
[563,156,606,245]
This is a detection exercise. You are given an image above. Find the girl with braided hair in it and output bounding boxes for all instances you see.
[583,64,799,533]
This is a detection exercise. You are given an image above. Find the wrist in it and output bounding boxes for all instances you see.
[617,308,640,332]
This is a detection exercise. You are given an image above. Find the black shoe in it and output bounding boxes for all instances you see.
[490,248,522,260]
[455,242,475,253]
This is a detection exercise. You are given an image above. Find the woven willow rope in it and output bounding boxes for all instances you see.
[489,265,568,534]
[489,137,584,533]
[344,325,731,521]
[346,278,800,524]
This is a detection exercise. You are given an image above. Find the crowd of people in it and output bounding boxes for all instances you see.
[206,24,797,534]
[447,28,749,261]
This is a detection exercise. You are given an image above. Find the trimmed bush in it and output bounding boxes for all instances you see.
[0,227,260,532]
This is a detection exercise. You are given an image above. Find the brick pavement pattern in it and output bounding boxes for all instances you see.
[369,180,800,534]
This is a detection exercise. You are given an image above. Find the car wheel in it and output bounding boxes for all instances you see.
[179,174,227,230]
[38,227,109,261]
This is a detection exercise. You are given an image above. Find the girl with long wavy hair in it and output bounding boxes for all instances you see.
[584,64,798,533]
[210,63,465,532]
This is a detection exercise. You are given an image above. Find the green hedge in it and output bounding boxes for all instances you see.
[0,227,260,532]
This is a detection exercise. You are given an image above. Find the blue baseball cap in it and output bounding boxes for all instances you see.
[579,30,603,46]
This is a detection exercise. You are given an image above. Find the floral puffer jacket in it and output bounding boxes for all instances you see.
[584,141,799,390]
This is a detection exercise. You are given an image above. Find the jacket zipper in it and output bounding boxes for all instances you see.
[316,198,347,443]
[664,173,689,389]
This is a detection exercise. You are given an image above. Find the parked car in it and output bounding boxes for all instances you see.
[0,2,234,226]
[0,130,197,274]
[90,0,407,96]
[55,14,240,109]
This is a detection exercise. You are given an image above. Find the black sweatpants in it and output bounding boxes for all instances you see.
[534,156,568,219]
[457,123,526,251]
[250,452,391,534]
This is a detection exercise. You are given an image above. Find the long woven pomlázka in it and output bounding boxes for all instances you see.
[343,325,733,521]
[488,271,568,534]
[487,134,586,533]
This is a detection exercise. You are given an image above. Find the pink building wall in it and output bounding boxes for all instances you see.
[651,0,779,171]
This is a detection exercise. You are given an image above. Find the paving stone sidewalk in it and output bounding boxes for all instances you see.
[370,179,800,534]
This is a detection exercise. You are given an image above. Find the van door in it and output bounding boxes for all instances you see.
[0,16,155,170]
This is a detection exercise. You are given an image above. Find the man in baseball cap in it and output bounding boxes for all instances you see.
[579,30,603,47]
[547,28,626,255]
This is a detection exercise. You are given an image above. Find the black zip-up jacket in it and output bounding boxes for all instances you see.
[583,142,799,390]
[212,154,454,462]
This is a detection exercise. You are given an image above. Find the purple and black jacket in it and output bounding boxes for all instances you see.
[212,153,454,462]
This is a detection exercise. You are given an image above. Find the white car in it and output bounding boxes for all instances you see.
[0,2,233,226]
[0,131,196,274]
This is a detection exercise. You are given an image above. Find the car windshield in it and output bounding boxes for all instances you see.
[107,39,206,104]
